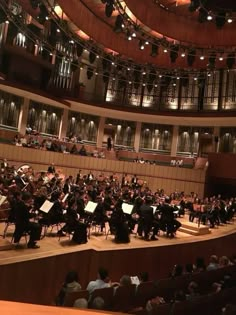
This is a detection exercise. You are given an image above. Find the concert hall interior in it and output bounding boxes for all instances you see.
[0,1,236,315]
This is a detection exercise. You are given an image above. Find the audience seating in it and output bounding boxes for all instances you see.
[112,284,137,312]
[63,290,89,307]
[134,281,157,308]
[90,287,114,310]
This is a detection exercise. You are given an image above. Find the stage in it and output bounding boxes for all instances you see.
[0,218,235,306]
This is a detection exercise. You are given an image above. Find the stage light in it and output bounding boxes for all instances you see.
[129,81,132,84]
[219,56,224,61]
[187,49,196,66]
[181,52,185,57]
[114,14,123,33]
[150,42,159,57]
[207,13,213,21]
[200,55,204,60]
[145,40,149,45]
[139,40,145,50]
[164,48,168,53]
[227,17,233,23]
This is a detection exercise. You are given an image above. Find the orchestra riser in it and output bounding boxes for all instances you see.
[178,219,211,236]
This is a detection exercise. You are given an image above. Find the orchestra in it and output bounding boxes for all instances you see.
[0,158,235,249]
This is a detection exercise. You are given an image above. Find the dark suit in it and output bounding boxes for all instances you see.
[14,200,42,245]
[159,203,181,236]
[139,202,158,239]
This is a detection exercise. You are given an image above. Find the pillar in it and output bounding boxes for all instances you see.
[170,125,179,157]
[134,121,142,153]
[59,108,68,140]
[97,116,105,148]
[18,97,30,135]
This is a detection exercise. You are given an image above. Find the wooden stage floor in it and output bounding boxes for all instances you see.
[0,217,235,266]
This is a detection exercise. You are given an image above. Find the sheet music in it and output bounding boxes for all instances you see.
[62,193,69,203]
[0,195,7,206]
[151,206,157,214]
[40,200,54,213]
[84,201,98,213]
[122,203,133,215]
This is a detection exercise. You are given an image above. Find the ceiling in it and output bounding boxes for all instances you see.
[16,0,236,71]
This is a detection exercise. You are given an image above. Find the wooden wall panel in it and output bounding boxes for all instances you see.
[0,232,235,306]
[0,144,206,197]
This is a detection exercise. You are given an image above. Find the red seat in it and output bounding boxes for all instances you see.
[112,284,137,312]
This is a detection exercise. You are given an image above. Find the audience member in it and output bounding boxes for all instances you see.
[56,271,81,306]
[86,268,110,294]
[207,255,219,271]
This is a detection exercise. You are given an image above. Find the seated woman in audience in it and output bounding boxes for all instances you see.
[56,270,81,306]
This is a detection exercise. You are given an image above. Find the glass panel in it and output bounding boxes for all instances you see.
[67,111,99,142]
[27,101,62,136]
[0,90,22,129]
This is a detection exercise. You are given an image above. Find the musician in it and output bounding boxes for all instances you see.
[131,174,138,188]
[109,199,130,243]
[1,158,9,172]
[47,163,56,174]
[39,191,64,227]
[57,198,87,244]
[139,196,159,241]
[63,176,73,194]
[159,197,181,238]
[13,192,42,249]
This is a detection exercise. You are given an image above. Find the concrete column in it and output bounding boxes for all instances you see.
[97,116,105,148]
[59,108,68,140]
[18,97,30,135]
[170,125,179,157]
[213,126,220,153]
[134,121,142,152]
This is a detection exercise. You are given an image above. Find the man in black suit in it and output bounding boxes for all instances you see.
[14,192,42,248]
[139,196,159,241]
[159,197,181,238]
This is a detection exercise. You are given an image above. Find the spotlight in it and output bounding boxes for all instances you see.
[194,77,197,80]
[207,13,213,21]
[105,0,114,18]
[187,49,196,66]
[219,56,224,61]
[215,11,226,29]
[200,55,205,60]
[181,52,185,57]
[127,30,132,41]
[139,40,145,50]
[226,53,235,69]
[227,17,233,23]
[114,14,123,33]
[150,42,159,57]
[164,48,168,53]
[145,40,149,45]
